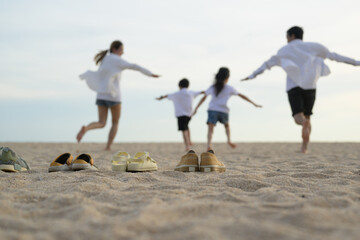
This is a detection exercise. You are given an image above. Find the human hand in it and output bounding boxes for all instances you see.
[156,95,165,100]
[254,104,262,108]
[241,77,250,81]
[152,74,160,78]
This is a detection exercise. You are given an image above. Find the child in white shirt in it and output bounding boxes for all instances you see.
[157,79,202,151]
[193,67,262,150]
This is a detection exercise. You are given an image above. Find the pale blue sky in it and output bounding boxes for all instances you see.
[1,0,359,143]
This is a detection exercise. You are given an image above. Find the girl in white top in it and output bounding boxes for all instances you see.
[193,67,262,150]
[77,40,160,150]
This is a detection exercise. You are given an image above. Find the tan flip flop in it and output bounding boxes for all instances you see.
[48,153,73,172]
[72,154,98,171]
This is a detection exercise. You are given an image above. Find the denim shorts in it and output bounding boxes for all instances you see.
[207,110,229,125]
[96,99,121,107]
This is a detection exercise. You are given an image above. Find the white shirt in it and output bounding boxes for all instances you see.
[248,39,360,91]
[79,53,153,102]
[167,88,201,117]
[205,85,239,113]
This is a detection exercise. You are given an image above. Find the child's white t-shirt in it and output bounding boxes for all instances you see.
[205,85,239,113]
[167,89,201,117]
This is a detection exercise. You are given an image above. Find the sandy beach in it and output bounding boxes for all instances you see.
[0,142,359,240]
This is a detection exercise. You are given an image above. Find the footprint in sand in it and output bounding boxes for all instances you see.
[290,173,331,179]
[226,179,269,192]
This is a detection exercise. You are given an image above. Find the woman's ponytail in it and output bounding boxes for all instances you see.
[94,50,108,65]
[93,40,123,65]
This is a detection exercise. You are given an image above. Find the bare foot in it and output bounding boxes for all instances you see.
[76,126,86,143]
[227,141,237,149]
[301,119,310,153]
[301,143,308,154]
[105,147,111,151]
[185,146,190,152]
[207,146,212,151]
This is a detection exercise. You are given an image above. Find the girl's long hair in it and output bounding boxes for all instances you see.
[214,67,230,96]
[94,40,123,65]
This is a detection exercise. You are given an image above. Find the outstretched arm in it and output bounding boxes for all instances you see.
[194,91,205,98]
[156,95,168,101]
[326,52,360,66]
[241,55,280,81]
[238,93,262,108]
[192,95,207,116]
[120,58,161,77]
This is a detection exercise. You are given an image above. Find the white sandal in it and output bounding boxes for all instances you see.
[111,151,130,172]
[127,152,158,172]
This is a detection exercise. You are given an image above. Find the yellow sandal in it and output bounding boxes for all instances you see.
[111,151,130,172]
[127,152,158,172]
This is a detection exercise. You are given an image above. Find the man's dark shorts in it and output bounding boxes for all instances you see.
[177,116,191,131]
[287,87,316,116]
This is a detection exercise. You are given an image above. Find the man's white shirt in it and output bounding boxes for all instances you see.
[248,39,360,91]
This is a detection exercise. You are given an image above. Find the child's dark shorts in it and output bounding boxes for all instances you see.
[96,99,121,107]
[177,116,191,131]
[287,87,316,116]
[207,110,229,125]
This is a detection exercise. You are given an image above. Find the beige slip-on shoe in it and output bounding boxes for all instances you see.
[200,150,226,173]
[174,150,199,172]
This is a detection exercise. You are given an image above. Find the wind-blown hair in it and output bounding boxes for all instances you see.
[214,67,230,96]
[94,40,123,65]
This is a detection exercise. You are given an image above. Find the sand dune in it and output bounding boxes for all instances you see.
[0,142,359,240]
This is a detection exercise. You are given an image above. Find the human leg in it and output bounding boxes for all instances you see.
[207,124,215,151]
[217,111,235,149]
[178,116,191,151]
[187,129,193,146]
[293,112,306,125]
[288,87,315,153]
[301,89,316,153]
[305,115,311,133]
[293,113,311,153]
[302,115,312,152]
[77,106,108,142]
[303,89,315,136]
[182,130,191,151]
[105,104,121,150]
[224,123,236,149]
[206,111,219,151]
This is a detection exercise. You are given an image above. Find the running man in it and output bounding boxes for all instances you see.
[242,26,360,153]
